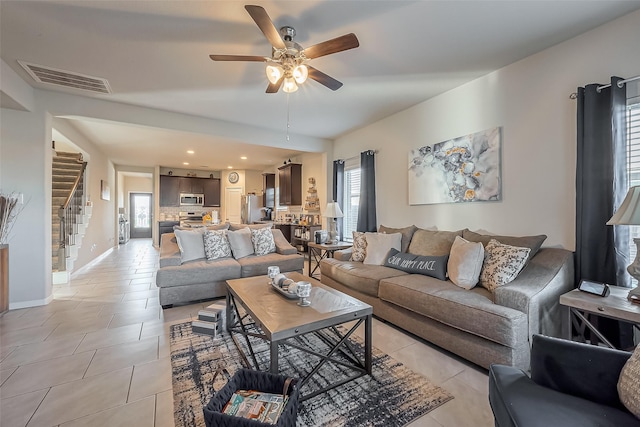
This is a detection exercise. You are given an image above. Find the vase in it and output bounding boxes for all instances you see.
[0,244,8,314]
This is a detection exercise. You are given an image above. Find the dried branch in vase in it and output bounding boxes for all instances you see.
[0,192,24,244]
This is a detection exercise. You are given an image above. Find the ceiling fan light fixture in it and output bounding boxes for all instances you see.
[293,64,308,84]
[265,64,283,84]
[283,77,298,93]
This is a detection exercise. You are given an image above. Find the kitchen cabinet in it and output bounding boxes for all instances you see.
[278,163,302,206]
[203,178,221,207]
[158,221,179,245]
[159,175,180,206]
[263,173,275,208]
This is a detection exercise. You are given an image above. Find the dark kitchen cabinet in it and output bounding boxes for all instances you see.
[178,177,192,193]
[278,163,302,206]
[190,178,204,194]
[203,178,221,207]
[158,221,179,244]
[159,175,180,207]
[263,173,275,208]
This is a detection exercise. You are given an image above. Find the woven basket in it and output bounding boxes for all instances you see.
[203,369,300,427]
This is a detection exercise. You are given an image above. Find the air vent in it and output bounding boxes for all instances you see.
[18,61,112,94]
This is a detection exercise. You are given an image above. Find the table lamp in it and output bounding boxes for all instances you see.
[324,201,343,244]
[606,185,640,301]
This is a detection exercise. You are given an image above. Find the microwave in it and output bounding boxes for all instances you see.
[180,193,204,206]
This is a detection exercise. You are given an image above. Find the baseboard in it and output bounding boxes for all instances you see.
[52,270,70,285]
[71,246,115,277]
[9,292,55,310]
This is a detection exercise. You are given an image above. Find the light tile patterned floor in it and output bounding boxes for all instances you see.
[0,239,494,426]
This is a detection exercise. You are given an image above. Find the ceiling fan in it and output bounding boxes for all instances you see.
[209,5,359,94]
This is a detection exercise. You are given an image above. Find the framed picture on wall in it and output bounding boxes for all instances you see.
[100,180,110,201]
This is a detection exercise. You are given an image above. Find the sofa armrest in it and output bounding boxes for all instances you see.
[493,248,574,340]
[334,247,352,261]
[272,229,297,255]
[159,233,182,267]
[530,334,631,409]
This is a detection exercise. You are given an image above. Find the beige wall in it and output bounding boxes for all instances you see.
[122,175,153,218]
[333,9,640,250]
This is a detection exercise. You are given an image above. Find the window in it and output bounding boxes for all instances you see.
[342,158,360,242]
[625,93,640,285]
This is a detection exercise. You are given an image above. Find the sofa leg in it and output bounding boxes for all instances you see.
[161,304,173,309]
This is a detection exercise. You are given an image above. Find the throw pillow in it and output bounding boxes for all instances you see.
[384,248,448,280]
[448,236,484,289]
[364,232,401,265]
[227,227,255,259]
[251,227,276,256]
[350,231,367,262]
[462,229,546,262]
[174,229,206,263]
[480,239,531,292]
[408,229,466,256]
[203,230,232,260]
[618,344,640,419]
[378,225,418,253]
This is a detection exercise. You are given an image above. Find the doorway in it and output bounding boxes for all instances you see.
[130,193,152,238]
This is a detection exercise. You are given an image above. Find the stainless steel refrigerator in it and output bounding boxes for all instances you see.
[241,194,263,224]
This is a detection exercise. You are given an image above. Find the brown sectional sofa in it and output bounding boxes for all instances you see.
[157,228,304,308]
[320,227,574,370]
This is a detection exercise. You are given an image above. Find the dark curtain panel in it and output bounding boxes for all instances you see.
[576,76,631,348]
[357,150,377,232]
[332,160,345,241]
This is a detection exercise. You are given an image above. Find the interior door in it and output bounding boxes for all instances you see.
[130,193,152,238]
[225,187,242,223]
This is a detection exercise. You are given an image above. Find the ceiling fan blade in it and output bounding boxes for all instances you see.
[302,33,359,60]
[307,66,343,91]
[209,54,267,62]
[266,76,284,93]
[245,5,286,50]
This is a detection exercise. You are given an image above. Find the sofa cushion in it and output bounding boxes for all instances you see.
[350,231,367,262]
[227,227,255,259]
[156,257,241,288]
[384,248,448,280]
[174,228,206,263]
[364,232,401,265]
[618,344,640,419]
[379,225,418,253]
[237,252,304,277]
[229,223,272,231]
[448,236,484,289]
[320,258,408,297]
[480,239,531,292]
[408,229,465,256]
[251,227,276,256]
[378,274,528,347]
[203,229,232,260]
[462,229,546,262]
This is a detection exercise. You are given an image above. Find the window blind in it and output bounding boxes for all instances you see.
[626,102,640,285]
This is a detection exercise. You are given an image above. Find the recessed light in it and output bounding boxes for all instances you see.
[183,162,189,165]
[240,156,247,160]
[187,150,194,154]
[228,166,233,169]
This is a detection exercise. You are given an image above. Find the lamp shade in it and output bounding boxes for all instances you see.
[324,201,343,218]
[607,186,640,225]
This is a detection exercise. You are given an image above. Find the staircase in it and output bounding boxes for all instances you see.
[52,151,91,283]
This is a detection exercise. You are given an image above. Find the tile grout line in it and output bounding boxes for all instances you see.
[24,386,52,427]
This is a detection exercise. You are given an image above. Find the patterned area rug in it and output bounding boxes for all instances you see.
[170,321,453,427]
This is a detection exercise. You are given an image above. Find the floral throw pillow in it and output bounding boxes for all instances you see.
[479,239,531,292]
[350,231,367,262]
[251,227,276,256]
[203,230,232,260]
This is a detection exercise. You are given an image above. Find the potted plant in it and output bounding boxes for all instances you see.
[0,192,23,314]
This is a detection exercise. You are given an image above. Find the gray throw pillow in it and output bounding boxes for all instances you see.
[448,236,484,289]
[378,225,418,253]
[174,229,206,263]
[227,227,255,259]
[384,248,448,280]
[364,232,402,265]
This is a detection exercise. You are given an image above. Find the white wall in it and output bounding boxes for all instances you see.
[123,175,153,217]
[334,9,640,250]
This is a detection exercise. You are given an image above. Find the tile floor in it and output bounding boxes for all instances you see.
[0,239,494,427]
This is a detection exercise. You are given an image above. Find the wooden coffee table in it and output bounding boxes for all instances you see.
[225,272,372,401]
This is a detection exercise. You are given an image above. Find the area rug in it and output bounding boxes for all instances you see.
[170,321,453,427]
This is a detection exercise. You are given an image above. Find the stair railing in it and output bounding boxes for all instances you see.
[57,161,87,271]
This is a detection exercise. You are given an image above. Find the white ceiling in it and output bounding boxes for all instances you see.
[3,0,640,171]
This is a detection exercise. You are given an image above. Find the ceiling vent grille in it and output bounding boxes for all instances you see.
[18,61,112,94]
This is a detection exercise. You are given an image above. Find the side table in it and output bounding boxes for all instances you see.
[307,241,352,278]
[559,286,640,349]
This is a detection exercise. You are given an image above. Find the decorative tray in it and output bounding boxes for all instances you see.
[271,283,298,299]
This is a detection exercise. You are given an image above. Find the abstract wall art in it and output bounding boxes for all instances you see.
[408,127,501,205]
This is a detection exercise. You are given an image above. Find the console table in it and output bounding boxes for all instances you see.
[307,242,352,278]
[560,286,640,349]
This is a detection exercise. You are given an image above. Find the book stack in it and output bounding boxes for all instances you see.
[191,300,236,338]
[222,389,287,424]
